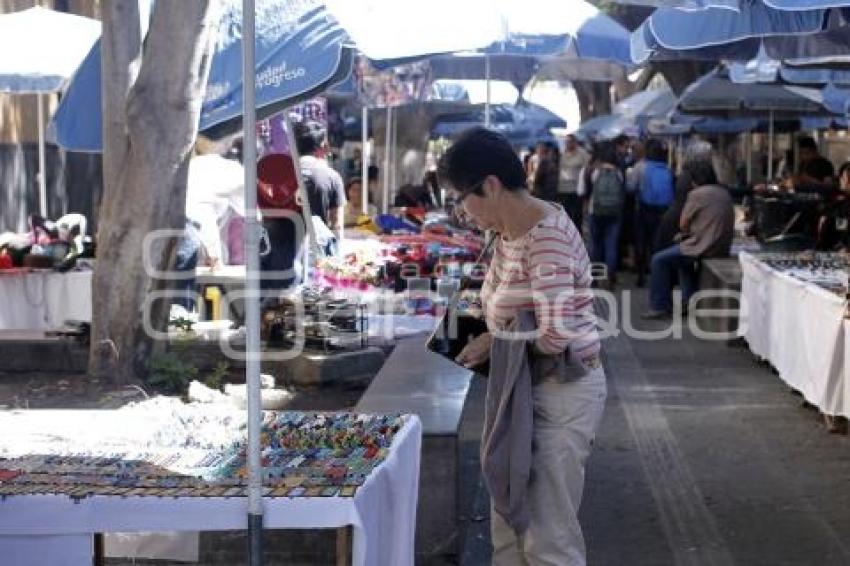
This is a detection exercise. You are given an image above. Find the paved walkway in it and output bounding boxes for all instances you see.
[464,282,850,565]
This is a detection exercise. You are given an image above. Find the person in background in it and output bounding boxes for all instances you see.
[343,177,377,227]
[613,134,634,172]
[423,169,443,208]
[817,161,850,251]
[581,142,626,288]
[643,158,734,319]
[533,141,560,202]
[792,136,835,192]
[441,126,605,566]
[344,146,363,182]
[655,140,716,253]
[367,164,380,208]
[173,135,243,312]
[294,120,346,234]
[613,134,637,275]
[557,134,590,230]
[630,139,674,287]
[525,144,540,189]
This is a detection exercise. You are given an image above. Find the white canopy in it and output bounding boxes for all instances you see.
[0,6,100,93]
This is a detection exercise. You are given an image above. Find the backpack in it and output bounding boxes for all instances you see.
[591,167,624,217]
[640,161,674,207]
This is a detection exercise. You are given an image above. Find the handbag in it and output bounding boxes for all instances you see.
[426,233,497,375]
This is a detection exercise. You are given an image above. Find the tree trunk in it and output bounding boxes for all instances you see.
[90,0,216,383]
[573,81,613,123]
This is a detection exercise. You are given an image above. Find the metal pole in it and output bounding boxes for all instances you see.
[283,114,319,268]
[383,107,391,213]
[484,54,491,128]
[391,109,398,203]
[241,1,263,564]
[37,93,48,217]
[361,106,369,215]
[768,109,775,181]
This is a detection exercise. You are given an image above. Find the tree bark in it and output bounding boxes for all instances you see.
[90,0,216,383]
[573,81,613,123]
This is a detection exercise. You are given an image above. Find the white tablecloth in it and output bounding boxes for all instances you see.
[739,253,847,416]
[0,270,92,330]
[0,410,422,566]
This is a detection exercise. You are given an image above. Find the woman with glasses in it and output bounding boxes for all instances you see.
[440,127,605,565]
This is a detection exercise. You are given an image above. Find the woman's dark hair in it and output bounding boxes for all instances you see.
[544,140,560,163]
[345,177,362,200]
[438,127,527,194]
[645,138,668,162]
[689,158,718,187]
[367,165,379,182]
[593,141,619,167]
[798,136,818,151]
[838,161,850,180]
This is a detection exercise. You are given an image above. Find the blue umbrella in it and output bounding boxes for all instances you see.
[430,101,565,146]
[766,0,850,8]
[729,48,850,85]
[51,0,353,152]
[610,0,740,7]
[678,68,828,116]
[577,86,677,139]
[787,83,850,117]
[631,1,850,63]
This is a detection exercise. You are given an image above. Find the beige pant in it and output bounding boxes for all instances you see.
[491,368,607,566]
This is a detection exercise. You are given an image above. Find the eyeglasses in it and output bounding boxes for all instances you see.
[449,178,486,225]
[450,178,486,206]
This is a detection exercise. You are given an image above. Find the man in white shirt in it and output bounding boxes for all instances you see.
[557,134,590,230]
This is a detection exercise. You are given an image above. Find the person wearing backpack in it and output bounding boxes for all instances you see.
[581,142,625,288]
[629,139,674,287]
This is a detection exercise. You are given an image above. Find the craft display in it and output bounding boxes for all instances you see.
[0,400,405,500]
[759,252,850,295]
[262,287,368,350]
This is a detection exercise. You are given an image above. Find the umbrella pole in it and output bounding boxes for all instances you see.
[767,109,774,181]
[485,54,491,128]
[241,1,264,565]
[746,132,753,185]
[37,93,47,218]
[362,106,369,215]
[383,107,391,213]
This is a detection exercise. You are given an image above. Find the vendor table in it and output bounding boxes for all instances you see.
[739,252,848,417]
[0,405,422,566]
[0,270,92,330]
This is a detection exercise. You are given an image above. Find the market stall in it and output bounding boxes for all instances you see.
[0,398,421,566]
[0,269,92,330]
[739,252,849,417]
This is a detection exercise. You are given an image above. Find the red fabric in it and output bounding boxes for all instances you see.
[256,153,300,211]
[0,254,12,270]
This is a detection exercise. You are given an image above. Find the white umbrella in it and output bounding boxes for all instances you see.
[0,6,100,217]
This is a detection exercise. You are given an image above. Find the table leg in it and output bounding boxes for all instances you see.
[93,533,104,566]
[336,526,351,566]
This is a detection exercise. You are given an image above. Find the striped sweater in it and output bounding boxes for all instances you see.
[480,205,600,359]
